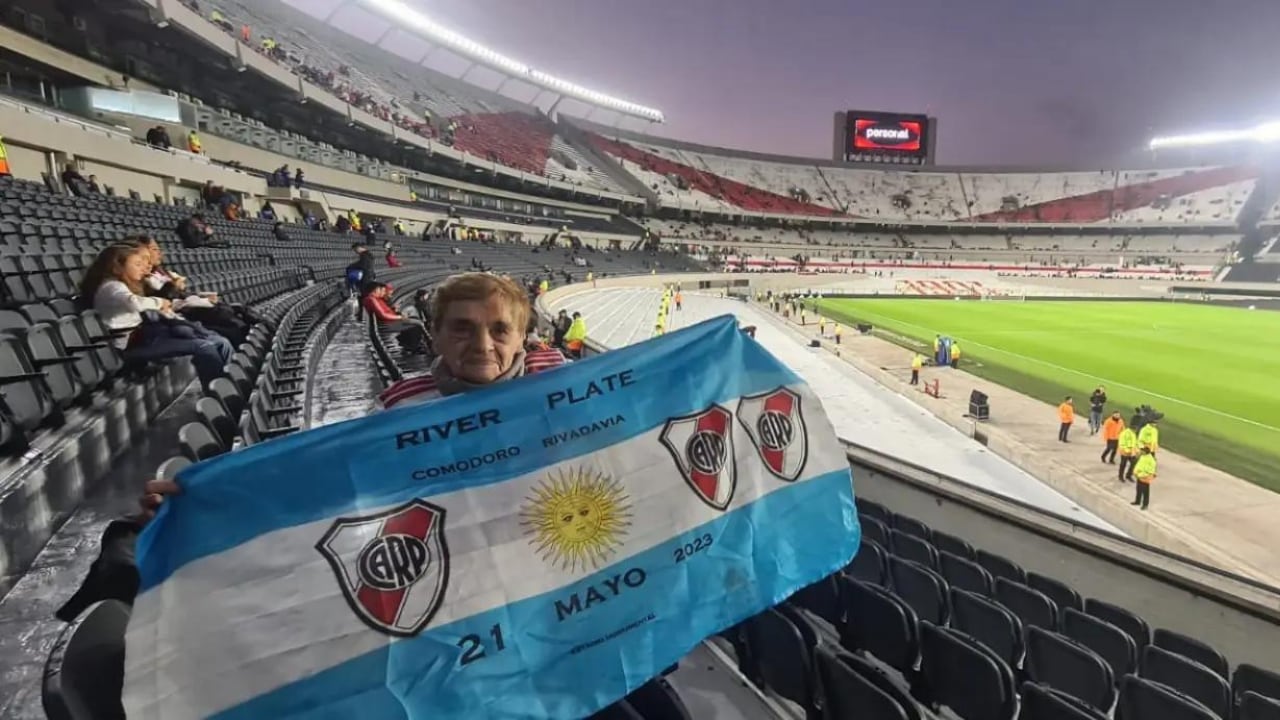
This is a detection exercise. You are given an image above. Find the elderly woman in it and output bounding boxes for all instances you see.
[139,273,566,517]
[376,272,567,408]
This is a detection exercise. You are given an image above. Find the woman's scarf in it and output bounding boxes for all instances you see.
[431,349,526,397]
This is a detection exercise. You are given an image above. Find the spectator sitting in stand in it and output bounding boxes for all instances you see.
[363,283,431,355]
[79,243,232,389]
[385,245,402,268]
[176,213,228,249]
[259,201,277,221]
[273,221,290,243]
[293,167,305,189]
[134,236,251,345]
[62,163,89,196]
[268,165,290,187]
[145,125,172,149]
[552,309,571,349]
[412,289,432,324]
[200,180,221,208]
[87,175,101,194]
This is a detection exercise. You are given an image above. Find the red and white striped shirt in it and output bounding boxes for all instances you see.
[377,349,568,410]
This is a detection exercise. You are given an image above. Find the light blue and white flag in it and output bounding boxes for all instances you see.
[125,315,859,719]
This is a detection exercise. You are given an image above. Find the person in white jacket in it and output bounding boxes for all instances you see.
[78,243,232,387]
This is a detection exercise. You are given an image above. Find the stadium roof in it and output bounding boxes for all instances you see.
[1150,120,1280,149]
[355,0,665,123]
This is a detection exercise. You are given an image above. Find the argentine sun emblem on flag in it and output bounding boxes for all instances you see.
[521,467,633,573]
[124,315,860,719]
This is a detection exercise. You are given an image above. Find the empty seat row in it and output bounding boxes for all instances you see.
[731,497,1280,720]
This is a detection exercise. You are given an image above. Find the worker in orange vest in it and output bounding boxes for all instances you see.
[1100,411,1124,464]
[1057,396,1074,443]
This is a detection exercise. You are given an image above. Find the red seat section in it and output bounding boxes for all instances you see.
[973,165,1259,223]
[450,113,554,176]
[587,134,836,216]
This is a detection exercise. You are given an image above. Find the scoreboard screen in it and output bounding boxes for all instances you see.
[835,110,936,165]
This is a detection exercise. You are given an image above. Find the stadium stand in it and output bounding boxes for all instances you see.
[212,0,629,195]
[578,122,1262,225]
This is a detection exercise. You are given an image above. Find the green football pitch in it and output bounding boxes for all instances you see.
[814,298,1280,492]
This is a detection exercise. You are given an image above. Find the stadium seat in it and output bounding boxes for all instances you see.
[857,499,893,525]
[1084,599,1150,654]
[1117,674,1218,720]
[0,402,16,452]
[1019,682,1110,720]
[209,377,246,420]
[1140,644,1231,719]
[156,455,192,481]
[196,396,239,449]
[977,549,1027,584]
[889,529,939,570]
[1235,664,1280,707]
[1027,572,1084,617]
[1024,626,1116,711]
[178,421,225,461]
[846,539,887,586]
[887,555,949,625]
[890,513,932,542]
[918,622,1017,720]
[1241,691,1280,720]
[623,678,693,720]
[743,608,819,718]
[995,577,1059,633]
[41,599,130,720]
[938,550,995,596]
[589,700,644,720]
[949,587,1024,669]
[930,529,975,560]
[837,575,919,675]
[1061,607,1137,682]
[23,323,87,408]
[792,574,843,630]
[1153,628,1229,679]
[816,646,919,720]
[859,515,890,547]
[0,331,60,437]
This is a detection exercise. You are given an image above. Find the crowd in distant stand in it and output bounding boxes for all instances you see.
[202,5,452,146]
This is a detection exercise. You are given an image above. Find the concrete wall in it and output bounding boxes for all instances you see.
[3,143,49,182]
[0,101,262,200]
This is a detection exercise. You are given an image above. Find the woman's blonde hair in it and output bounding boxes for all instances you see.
[430,273,530,332]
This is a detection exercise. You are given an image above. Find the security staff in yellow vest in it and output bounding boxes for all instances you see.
[1116,425,1139,482]
[1131,447,1156,510]
[0,135,10,176]
[187,129,202,154]
[910,353,924,385]
[1138,420,1159,455]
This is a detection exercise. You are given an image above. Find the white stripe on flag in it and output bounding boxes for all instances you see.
[125,385,848,719]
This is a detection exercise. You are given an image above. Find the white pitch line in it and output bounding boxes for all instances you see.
[823,304,1280,435]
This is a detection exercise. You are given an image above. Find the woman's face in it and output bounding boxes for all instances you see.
[437,296,524,384]
[145,242,162,267]
[121,251,151,284]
